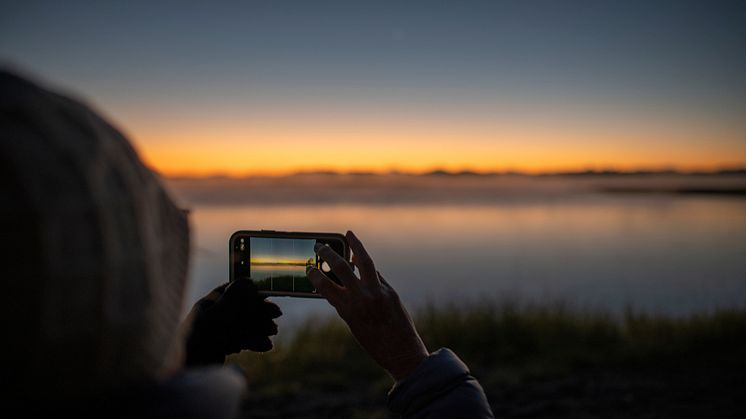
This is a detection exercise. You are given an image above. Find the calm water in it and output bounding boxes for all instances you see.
[183,195,746,332]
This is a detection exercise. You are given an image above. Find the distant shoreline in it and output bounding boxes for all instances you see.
[164,172,746,206]
[163,168,746,181]
[598,187,746,196]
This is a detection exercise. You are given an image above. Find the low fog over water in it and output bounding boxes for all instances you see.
[166,174,746,333]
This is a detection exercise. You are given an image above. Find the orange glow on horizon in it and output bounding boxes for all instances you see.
[114,106,746,177]
[132,132,746,177]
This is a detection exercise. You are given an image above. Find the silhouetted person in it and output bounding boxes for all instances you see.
[0,69,493,418]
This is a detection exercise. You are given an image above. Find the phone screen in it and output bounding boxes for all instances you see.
[249,236,317,293]
[231,231,347,296]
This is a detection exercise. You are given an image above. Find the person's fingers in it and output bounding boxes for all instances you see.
[308,267,343,305]
[350,254,362,280]
[203,282,229,302]
[241,276,265,298]
[244,336,273,353]
[225,340,243,355]
[260,300,283,319]
[315,242,358,289]
[236,319,278,338]
[377,271,395,291]
[212,282,230,293]
[232,334,274,353]
[260,319,279,336]
[221,278,275,315]
[189,299,217,325]
[346,230,378,284]
[218,278,251,306]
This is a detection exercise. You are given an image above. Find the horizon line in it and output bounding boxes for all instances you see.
[157,166,746,180]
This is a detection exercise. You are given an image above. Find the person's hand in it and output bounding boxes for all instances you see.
[308,231,429,381]
[184,278,282,366]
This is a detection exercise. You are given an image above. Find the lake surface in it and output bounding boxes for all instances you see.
[178,184,746,332]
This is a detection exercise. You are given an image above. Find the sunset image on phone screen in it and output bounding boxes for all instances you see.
[250,237,316,293]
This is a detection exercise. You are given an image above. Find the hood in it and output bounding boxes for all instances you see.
[0,69,190,399]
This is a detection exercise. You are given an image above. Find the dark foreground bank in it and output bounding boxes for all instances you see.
[228,303,746,418]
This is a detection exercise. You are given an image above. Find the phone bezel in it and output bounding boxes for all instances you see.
[229,230,350,298]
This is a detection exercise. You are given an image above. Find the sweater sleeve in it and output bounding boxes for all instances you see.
[387,348,494,418]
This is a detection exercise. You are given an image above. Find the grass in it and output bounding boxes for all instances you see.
[228,302,746,418]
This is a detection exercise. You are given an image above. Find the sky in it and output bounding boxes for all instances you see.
[1,0,745,175]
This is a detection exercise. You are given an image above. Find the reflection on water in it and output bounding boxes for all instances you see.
[184,195,746,331]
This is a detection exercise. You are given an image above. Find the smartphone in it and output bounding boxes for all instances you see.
[230,230,350,297]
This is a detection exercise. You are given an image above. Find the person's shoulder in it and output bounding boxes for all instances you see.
[389,348,495,418]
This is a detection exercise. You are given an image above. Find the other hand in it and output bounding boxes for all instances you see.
[308,231,429,381]
[184,278,282,366]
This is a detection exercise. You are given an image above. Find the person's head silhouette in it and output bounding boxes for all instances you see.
[1,69,190,400]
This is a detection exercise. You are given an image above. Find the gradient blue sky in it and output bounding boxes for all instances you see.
[2,0,745,174]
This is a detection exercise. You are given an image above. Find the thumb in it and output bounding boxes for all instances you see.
[202,282,229,303]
